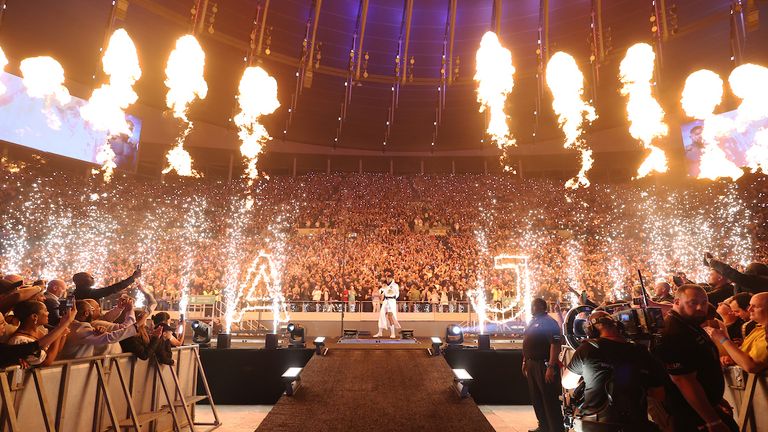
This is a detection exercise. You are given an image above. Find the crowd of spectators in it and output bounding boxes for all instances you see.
[2,166,768,314]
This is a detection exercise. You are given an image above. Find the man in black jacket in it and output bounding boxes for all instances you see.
[705,253,768,294]
[73,266,141,300]
[43,279,67,326]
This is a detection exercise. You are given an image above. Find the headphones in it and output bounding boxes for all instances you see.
[585,311,620,338]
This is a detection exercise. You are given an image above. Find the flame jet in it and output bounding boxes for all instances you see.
[474,32,516,170]
[235,66,280,183]
[162,35,208,177]
[681,69,743,180]
[81,29,142,181]
[20,56,72,130]
[546,51,597,189]
[618,43,669,178]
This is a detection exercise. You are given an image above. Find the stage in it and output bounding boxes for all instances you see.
[199,337,529,406]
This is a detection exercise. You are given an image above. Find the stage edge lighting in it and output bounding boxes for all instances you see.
[428,336,442,356]
[190,320,211,347]
[287,323,305,348]
[282,367,303,396]
[452,368,473,399]
[313,336,328,355]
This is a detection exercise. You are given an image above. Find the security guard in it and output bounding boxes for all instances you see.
[522,298,564,432]
[562,311,666,432]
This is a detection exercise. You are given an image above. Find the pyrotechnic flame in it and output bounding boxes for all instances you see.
[163,35,207,176]
[165,35,207,122]
[729,63,768,132]
[618,43,669,177]
[162,141,200,177]
[81,29,142,182]
[546,51,597,189]
[0,46,8,95]
[20,56,72,129]
[746,128,768,173]
[681,69,743,180]
[474,32,516,164]
[235,66,280,182]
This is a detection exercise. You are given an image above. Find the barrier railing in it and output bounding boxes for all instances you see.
[723,366,768,432]
[0,345,219,432]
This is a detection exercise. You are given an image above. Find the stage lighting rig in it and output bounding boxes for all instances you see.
[287,323,306,348]
[446,324,464,346]
[190,320,211,347]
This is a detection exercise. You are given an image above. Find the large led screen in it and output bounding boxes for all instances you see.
[0,72,141,171]
[681,109,768,177]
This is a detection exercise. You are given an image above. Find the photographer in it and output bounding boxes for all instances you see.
[561,311,666,431]
[655,285,738,431]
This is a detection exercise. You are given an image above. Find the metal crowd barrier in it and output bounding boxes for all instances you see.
[0,345,219,432]
[723,366,768,432]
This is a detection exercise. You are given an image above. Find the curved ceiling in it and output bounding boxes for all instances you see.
[0,0,762,153]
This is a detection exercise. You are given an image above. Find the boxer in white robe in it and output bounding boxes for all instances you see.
[373,274,402,338]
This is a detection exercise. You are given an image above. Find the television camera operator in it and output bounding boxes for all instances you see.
[561,311,666,431]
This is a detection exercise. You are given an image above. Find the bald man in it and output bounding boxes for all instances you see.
[655,285,737,432]
[44,280,68,326]
[705,292,768,374]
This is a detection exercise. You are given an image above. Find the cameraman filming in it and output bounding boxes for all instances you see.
[561,311,666,431]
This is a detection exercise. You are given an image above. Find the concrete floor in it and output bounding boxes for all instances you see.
[194,404,539,432]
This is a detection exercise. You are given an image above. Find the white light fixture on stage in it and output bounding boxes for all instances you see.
[313,336,328,355]
[452,368,473,398]
[429,337,443,356]
[287,323,305,348]
[282,367,303,396]
[446,324,464,346]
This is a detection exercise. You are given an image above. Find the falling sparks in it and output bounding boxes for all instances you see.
[163,35,207,177]
[19,56,72,129]
[681,69,743,180]
[81,29,142,182]
[546,51,597,189]
[618,43,669,178]
[474,31,516,170]
[728,63,768,132]
[235,66,280,182]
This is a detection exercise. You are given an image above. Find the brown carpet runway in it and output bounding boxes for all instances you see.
[255,349,496,432]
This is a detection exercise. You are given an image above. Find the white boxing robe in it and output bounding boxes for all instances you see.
[377,281,400,329]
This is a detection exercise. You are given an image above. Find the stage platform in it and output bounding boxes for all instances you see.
[255,349,495,432]
[199,337,529,406]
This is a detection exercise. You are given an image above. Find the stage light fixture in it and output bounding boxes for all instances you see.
[343,329,358,339]
[313,336,328,355]
[400,329,414,339]
[429,336,442,356]
[446,324,464,346]
[282,367,303,396]
[452,368,473,398]
[190,320,211,347]
[287,323,305,348]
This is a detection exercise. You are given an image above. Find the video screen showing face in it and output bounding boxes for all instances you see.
[681,109,768,177]
[0,72,141,172]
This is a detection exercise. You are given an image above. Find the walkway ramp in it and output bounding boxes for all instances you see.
[256,349,495,432]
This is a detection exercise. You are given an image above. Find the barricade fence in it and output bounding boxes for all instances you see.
[723,366,768,432]
[0,345,219,432]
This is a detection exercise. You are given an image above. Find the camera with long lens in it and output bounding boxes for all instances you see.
[561,301,664,350]
[559,299,665,429]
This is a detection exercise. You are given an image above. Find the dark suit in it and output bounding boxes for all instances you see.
[43,292,62,326]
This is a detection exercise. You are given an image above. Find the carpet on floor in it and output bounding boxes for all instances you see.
[255,349,495,432]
